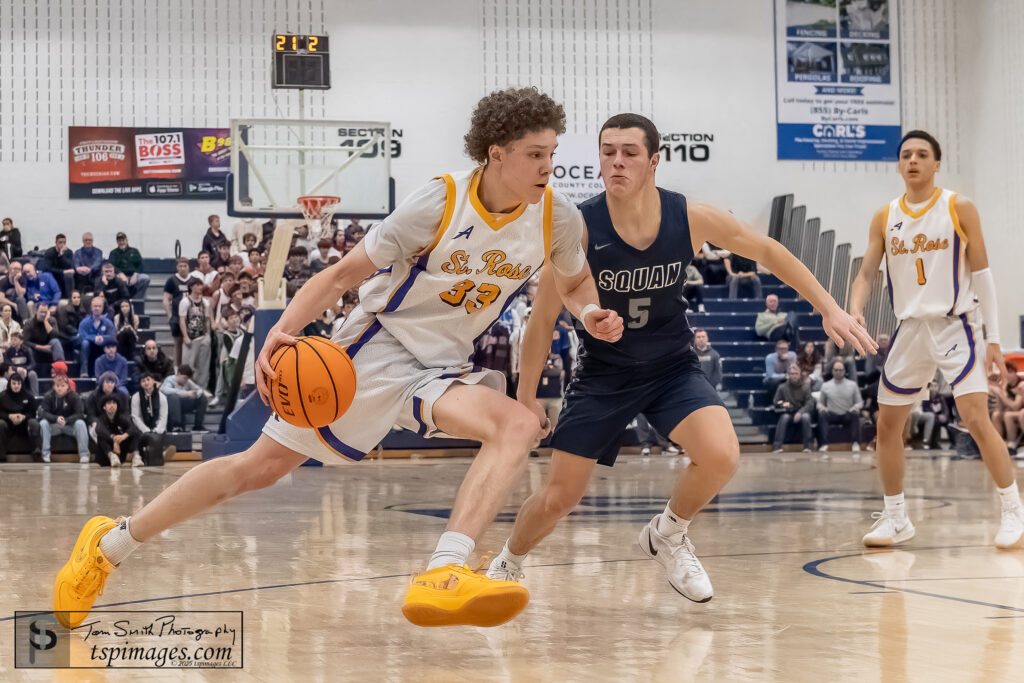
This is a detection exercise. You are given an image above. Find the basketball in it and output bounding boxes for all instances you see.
[267,336,357,429]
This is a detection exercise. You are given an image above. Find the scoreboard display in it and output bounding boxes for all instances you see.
[272,34,330,89]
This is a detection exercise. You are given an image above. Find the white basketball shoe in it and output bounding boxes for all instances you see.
[995,503,1024,549]
[639,516,713,603]
[862,510,915,547]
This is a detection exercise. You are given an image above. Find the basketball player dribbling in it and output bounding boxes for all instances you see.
[486,114,876,601]
[53,87,624,629]
[850,130,1024,548]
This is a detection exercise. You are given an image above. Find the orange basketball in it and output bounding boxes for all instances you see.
[267,336,357,428]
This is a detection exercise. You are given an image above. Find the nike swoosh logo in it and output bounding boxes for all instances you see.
[594,243,613,250]
[647,532,658,556]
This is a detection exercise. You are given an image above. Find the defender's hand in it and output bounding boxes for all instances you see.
[255,328,298,407]
[584,308,624,342]
[822,307,876,357]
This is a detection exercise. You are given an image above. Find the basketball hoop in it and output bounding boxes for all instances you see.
[297,195,341,241]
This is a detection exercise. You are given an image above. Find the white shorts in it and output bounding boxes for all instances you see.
[262,306,506,463]
[878,310,987,406]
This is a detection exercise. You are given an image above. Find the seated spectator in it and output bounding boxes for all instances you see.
[20,262,61,316]
[161,364,208,432]
[38,374,89,463]
[310,238,342,273]
[693,328,722,390]
[682,264,705,312]
[345,218,367,243]
[0,217,23,260]
[755,294,799,343]
[22,303,65,364]
[93,341,129,388]
[202,214,230,257]
[0,373,41,460]
[993,364,1024,448]
[93,394,140,467]
[0,260,27,320]
[796,341,823,391]
[41,233,76,298]
[302,309,333,339]
[817,360,864,452]
[863,332,891,384]
[921,379,953,449]
[293,223,318,255]
[77,296,116,376]
[113,299,139,358]
[93,261,130,315]
[771,364,816,452]
[73,232,103,292]
[823,338,858,383]
[231,218,261,254]
[3,330,39,394]
[725,252,762,299]
[190,250,219,299]
[903,395,935,449]
[212,242,233,272]
[108,232,150,299]
[58,290,88,346]
[332,231,347,257]
[764,339,795,393]
[179,280,213,391]
[0,303,21,352]
[138,340,174,382]
[164,257,199,366]
[215,311,244,402]
[131,372,170,466]
[85,371,128,419]
[696,243,728,285]
[538,351,566,432]
[283,247,312,297]
[238,233,259,267]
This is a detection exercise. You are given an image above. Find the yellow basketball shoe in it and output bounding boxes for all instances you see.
[402,564,529,627]
[53,515,118,629]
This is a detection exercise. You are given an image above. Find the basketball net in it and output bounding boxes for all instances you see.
[297,195,341,242]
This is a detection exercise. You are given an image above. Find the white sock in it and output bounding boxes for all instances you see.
[427,531,475,570]
[883,493,906,518]
[98,517,142,566]
[656,503,691,537]
[493,541,528,570]
[997,481,1022,509]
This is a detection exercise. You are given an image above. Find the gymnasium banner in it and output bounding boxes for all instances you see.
[69,126,230,199]
[773,0,901,161]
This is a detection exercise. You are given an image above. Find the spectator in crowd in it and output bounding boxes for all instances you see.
[223,254,245,281]
[817,360,864,452]
[764,338,796,393]
[131,372,169,466]
[755,293,799,343]
[41,233,76,297]
[20,262,61,315]
[210,271,236,322]
[138,340,174,382]
[227,325,256,400]
[77,296,116,377]
[293,223,318,255]
[237,272,257,307]
[921,379,953,449]
[344,218,367,243]
[245,249,265,278]
[38,374,89,463]
[771,364,816,452]
[93,341,129,388]
[212,242,233,271]
[0,303,21,352]
[725,251,763,299]
[693,328,722,390]
[0,260,27,320]
[903,395,935,450]
[85,371,128,420]
[113,299,139,359]
[73,232,103,292]
[992,363,1024,448]
[537,351,565,432]
[190,251,219,298]
[0,373,41,460]
[682,264,705,313]
[696,243,729,285]
[108,232,150,299]
[823,338,858,383]
[58,290,88,345]
[164,257,199,365]
[0,217,22,260]
[231,218,261,254]
[215,311,244,403]
[202,215,230,256]
[94,394,141,467]
[796,340,823,390]
[332,231,347,257]
[179,280,213,391]
[93,261,130,315]
[22,303,65,363]
[301,309,333,339]
[863,332,891,384]
[635,414,681,457]
[310,238,342,273]
[161,364,208,432]
[3,330,39,394]
[238,233,259,267]
[283,247,312,298]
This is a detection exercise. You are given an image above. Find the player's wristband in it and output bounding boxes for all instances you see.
[580,303,600,332]
[973,268,1001,345]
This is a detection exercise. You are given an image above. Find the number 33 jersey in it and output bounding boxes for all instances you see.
[357,168,586,368]
[883,187,976,321]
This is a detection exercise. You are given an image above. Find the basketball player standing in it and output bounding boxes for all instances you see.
[850,130,1024,548]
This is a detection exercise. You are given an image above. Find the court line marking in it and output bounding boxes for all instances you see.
[803,549,1024,614]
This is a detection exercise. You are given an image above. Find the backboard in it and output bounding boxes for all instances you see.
[227,118,392,220]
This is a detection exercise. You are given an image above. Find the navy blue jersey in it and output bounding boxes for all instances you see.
[576,188,695,369]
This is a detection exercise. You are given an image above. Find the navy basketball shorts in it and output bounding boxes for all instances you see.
[549,353,724,466]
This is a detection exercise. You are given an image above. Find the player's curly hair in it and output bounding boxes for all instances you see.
[464,87,566,164]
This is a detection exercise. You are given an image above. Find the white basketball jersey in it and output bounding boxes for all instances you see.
[357,168,551,367]
[883,188,975,321]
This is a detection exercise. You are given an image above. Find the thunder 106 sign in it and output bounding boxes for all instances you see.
[773,0,902,161]
[69,126,230,199]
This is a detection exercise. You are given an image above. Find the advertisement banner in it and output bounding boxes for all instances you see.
[774,0,901,161]
[69,126,230,199]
